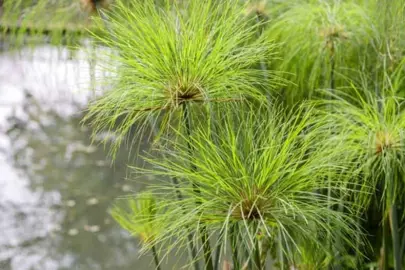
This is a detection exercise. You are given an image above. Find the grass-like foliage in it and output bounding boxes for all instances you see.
[0,0,103,48]
[135,103,359,268]
[265,0,377,102]
[315,84,405,269]
[112,191,164,269]
[317,86,405,208]
[112,191,162,245]
[84,0,279,154]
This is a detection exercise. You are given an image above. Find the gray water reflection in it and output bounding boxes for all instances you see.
[0,46,163,270]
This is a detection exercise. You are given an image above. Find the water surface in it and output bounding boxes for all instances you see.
[0,45,162,270]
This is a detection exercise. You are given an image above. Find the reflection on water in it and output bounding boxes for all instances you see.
[0,46,161,270]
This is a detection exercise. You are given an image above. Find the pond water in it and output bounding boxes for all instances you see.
[0,45,167,270]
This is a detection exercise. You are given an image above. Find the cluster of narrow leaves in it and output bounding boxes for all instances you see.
[135,103,360,268]
[265,0,378,102]
[84,0,280,155]
[313,86,405,269]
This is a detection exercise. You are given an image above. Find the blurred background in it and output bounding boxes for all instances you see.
[0,1,163,269]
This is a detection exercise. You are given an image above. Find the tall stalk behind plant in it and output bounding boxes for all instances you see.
[265,0,378,104]
[368,0,405,97]
[315,85,405,269]
[0,0,103,48]
[134,102,361,269]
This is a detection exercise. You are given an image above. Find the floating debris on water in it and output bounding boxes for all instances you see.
[121,185,131,192]
[64,141,97,161]
[53,225,62,232]
[86,197,99,205]
[66,200,76,207]
[84,225,100,233]
[95,160,108,167]
[68,228,79,236]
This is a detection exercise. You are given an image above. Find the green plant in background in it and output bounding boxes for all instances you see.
[1,0,95,48]
[112,191,163,269]
[315,84,405,270]
[265,0,378,103]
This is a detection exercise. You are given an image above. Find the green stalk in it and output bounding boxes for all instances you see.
[251,222,264,270]
[230,224,240,270]
[213,240,222,270]
[260,237,271,269]
[254,11,270,104]
[325,43,335,270]
[148,119,200,270]
[382,205,390,270]
[278,228,284,270]
[151,245,162,270]
[330,49,335,91]
[389,203,401,270]
[253,232,262,270]
[213,227,227,270]
[388,168,401,270]
[172,176,200,270]
[400,229,405,259]
[182,102,214,270]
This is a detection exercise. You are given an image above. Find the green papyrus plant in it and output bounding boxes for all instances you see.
[315,83,405,269]
[84,0,280,154]
[134,103,361,269]
[112,191,164,270]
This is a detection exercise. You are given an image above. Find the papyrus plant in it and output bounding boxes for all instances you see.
[84,0,280,154]
[112,191,163,269]
[135,103,360,269]
[265,0,377,103]
[316,85,405,270]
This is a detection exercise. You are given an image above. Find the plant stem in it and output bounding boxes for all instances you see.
[255,11,270,104]
[400,228,405,259]
[387,167,400,270]
[382,204,390,270]
[389,203,401,270]
[254,234,262,270]
[326,42,335,270]
[151,245,162,270]
[330,50,335,91]
[278,228,284,270]
[172,176,200,270]
[148,119,200,270]
[251,222,264,270]
[182,102,214,270]
[213,240,222,270]
[230,224,240,270]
